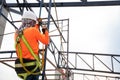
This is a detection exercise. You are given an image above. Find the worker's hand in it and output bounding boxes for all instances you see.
[42,26,48,34]
[37,18,42,25]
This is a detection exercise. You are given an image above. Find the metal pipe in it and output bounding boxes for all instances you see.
[42,0,52,79]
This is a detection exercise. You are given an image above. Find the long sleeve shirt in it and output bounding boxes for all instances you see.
[15,24,49,60]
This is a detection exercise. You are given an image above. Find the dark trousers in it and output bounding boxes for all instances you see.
[26,74,39,80]
[15,58,40,80]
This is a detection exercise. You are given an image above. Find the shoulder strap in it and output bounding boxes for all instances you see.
[15,31,41,76]
[21,35,41,66]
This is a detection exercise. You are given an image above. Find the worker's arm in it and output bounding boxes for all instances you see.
[35,27,49,45]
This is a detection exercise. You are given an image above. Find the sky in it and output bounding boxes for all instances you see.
[67,6,120,54]
[2,6,120,53]
[0,0,120,80]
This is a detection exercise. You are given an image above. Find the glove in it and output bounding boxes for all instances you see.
[42,26,48,34]
[37,18,42,25]
[42,28,47,34]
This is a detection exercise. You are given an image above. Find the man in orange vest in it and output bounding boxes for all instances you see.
[14,11,49,80]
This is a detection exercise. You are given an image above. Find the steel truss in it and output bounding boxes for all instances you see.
[58,51,120,78]
[0,19,70,80]
[0,0,120,80]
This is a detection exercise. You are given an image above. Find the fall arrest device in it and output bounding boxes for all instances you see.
[15,30,44,80]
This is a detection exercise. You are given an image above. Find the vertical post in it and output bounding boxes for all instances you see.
[39,0,43,18]
[93,54,95,71]
[47,0,52,29]
[55,51,60,79]
[66,19,70,80]
[111,56,114,72]
[42,0,52,80]
[0,0,8,48]
[58,51,60,67]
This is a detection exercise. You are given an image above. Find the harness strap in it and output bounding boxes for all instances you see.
[18,73,28,80]
[15,31,42,79]
[17,42,40,75]
[15,61,37,67]
[21,35,41,65]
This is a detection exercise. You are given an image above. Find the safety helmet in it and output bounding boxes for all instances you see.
[22,11,37,21]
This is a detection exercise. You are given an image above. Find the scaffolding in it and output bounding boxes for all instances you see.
[0,0,120,80]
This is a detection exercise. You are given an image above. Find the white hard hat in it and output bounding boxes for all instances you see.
[22,11,37,21]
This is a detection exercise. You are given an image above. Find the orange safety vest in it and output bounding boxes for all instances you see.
[15,24,49,60]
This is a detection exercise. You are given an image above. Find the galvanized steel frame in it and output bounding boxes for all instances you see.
[1,0,120,80]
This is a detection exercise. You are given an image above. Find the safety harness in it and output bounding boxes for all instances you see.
[15,30,43,80]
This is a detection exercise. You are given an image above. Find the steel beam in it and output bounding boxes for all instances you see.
[58,51,120,75]
[6,1,120,7]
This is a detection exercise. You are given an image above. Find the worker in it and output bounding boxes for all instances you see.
[14,11,49,80]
